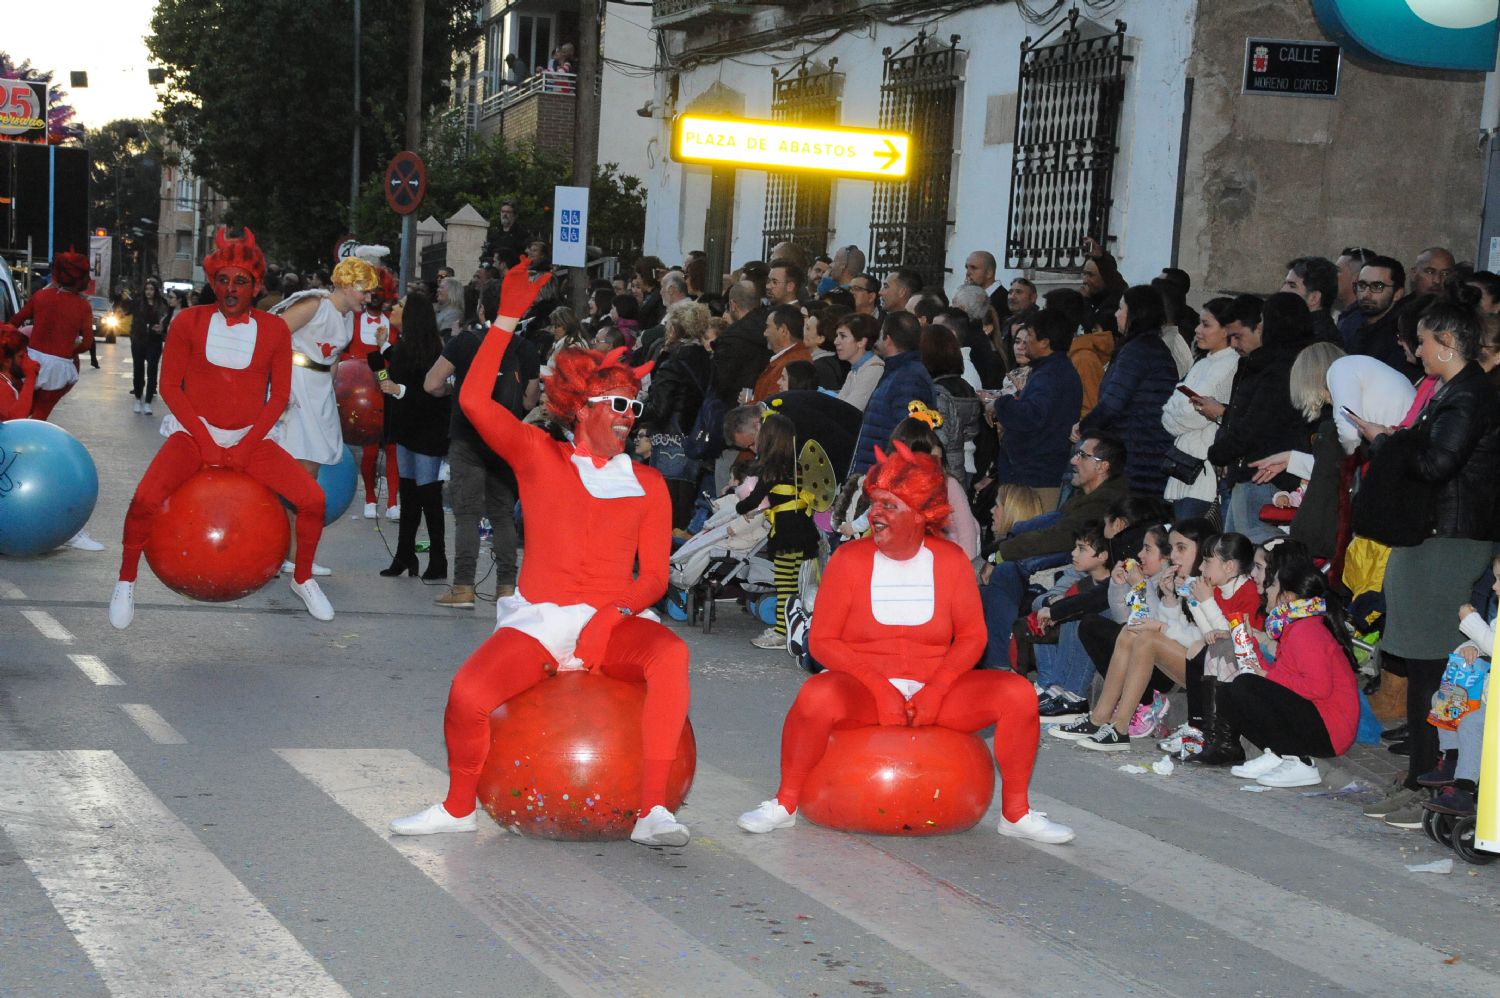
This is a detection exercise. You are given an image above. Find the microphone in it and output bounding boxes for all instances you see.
[366,350,389,382]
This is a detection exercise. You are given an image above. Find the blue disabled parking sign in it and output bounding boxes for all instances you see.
[552,186,590,268]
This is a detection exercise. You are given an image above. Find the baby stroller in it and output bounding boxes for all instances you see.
[667,492,776,633]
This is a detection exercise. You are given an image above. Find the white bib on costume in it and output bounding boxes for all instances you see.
[356,313,386,346]
[570,452,646,498]
[870,545,935,626]
[494,589,661,668]
[204,313,258,370]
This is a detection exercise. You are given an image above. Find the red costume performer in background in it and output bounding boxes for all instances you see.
[737,443,1075,844]
[345,268,400,518]
[391,260,693,847]
[13,250,93,420]
[108,229,332,629]
[0,325,41,422]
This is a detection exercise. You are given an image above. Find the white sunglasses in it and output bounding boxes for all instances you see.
[588,394,644,417]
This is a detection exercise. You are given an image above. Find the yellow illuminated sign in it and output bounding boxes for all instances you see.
[671,115,910,179]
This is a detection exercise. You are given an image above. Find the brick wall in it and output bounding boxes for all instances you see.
[500,92,575,159]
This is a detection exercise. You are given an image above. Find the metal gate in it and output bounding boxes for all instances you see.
[867,32,962,288]
[761,59,843,262]
[1004,10,1130,271]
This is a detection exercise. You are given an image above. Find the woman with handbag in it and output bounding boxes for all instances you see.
[1346,287,1500,824]
[636,300,713,528]
[1161,297,1239,521]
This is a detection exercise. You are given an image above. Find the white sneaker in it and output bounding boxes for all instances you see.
[1230,750,1283,780]
[630,805,690,847]
[389,802,479,836]
[386,505,400,522]
[750,627,785,650]
[999,810,1075,844]
[1256,756,1322,789]
[64,529,105,551]
[281,560,332,577]
[108,581,135,629]
[737,799,796,834]
[132,398,142,414]
[143,402,152,415]
[363,502,378,519]
[289,577,335,621]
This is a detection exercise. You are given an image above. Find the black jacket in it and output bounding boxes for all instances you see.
[641,341,712,435]
[1207,335,1313,489]
[710,306,771,406]
[1289,408,1343,559]
[383,344,451,456]
[1348,306,1418,380]
[1378,362,1500,541]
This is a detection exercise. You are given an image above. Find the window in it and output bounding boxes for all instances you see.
[761,59,843,262]
[175,232,193,258]
[175,171,194,211]
[867,32,962,289]
[484,20,503,96]
[1004,11,1129,271]
[511,13,554,77]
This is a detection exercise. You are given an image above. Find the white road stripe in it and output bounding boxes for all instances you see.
[0,578,26,599]
[20,609,74,642]
[119,704,187,744]
[0,751,347,997]
[686,760,1146,997]
[68,653,124,686]
[278,748,781,998]
[1026,791,1500,995]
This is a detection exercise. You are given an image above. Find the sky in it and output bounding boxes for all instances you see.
[8,0,162,131]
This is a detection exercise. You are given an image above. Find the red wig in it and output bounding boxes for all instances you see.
[376,266,399,303]
[0,323,26,384]
[203,227,267,285]
[863,441,952,533]
[51,250,89,289]
[544,346,651,426]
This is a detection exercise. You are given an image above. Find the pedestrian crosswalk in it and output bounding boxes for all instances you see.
[2,745,1498,997]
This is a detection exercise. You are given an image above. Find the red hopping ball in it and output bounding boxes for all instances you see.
[334,358,384,446]
[476,672,696,840]
[799,725,995,836]
[143,468,291,602]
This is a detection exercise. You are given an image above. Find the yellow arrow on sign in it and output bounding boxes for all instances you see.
[671,115,911,179]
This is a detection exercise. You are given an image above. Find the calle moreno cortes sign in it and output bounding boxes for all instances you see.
[1242,38,1342,100]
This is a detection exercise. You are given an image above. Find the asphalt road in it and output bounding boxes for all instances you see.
[2,341,1499,997]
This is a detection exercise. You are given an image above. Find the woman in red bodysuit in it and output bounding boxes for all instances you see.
[390,260,694,847]
[737,442,1075,844]
[13,251,94,421]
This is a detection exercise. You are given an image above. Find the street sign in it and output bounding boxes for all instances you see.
[383,151,426,215]
[0,79,48,145]
[1242,38,1342,99]
[334,235,360,261]
[671,115,910,179]
[552,185,589,268]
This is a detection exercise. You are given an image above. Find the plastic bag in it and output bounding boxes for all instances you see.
[1427,651,1489,731]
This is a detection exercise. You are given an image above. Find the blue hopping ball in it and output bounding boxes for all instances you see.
[315,445,358,527]
[0,419,99,556]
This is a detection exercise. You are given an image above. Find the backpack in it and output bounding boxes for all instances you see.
[684,393,726,462]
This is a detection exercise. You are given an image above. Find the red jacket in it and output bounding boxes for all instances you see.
[1261,616,1359,754]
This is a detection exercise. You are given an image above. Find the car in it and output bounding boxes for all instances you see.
[89,295,130,343]
[0,255,19,323]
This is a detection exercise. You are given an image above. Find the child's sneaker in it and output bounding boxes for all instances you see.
[1421,785,1476,817]
[1415,755,1457,788]
[1038,692,1089,724]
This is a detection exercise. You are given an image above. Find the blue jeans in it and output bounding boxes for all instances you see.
[1172,496,1212,523]
[1222,481,1280,544]
[979,562,1027,669]
[1034,620,1093,698]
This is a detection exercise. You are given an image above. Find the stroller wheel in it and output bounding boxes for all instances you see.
[665,589,689,621]
[1452,815,1498,865]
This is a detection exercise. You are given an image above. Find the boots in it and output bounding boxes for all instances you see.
[382,478,421,577]
[418,482,448,581]
[1189,677,1246,766]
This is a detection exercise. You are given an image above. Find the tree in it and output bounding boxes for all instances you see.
[352,123,645,272]
[0,52,84,144]
[147,0,480,267]
[88,119,167,288]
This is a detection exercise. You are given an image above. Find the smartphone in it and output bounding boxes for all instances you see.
[1176,385,1202,400]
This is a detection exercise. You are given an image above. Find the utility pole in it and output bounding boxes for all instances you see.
[570,0,601,310]
[350,0,362,233]
[401,0,425,292]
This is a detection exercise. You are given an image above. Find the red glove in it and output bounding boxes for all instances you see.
[906,682,951,728]
[221,442,251,472]
[20,355,40,379]
[200,442,231,468]
[572,606,624,671]
[872,682,912,727]
[497,256,552,321]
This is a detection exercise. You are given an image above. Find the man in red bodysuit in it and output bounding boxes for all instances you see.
[391,260,693,847]
[0,324,41,421]
[737,443,1075,844]
[345,267,401,520]
[13,250,94,421]
[108,228,333,628]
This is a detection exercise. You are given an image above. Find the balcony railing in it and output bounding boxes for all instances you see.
[652,0,768,30]
[479,71,578,120]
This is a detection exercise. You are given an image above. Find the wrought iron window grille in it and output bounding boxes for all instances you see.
[1004,8,1130,272]
[867,31,962,290]
[762,58,844,263]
